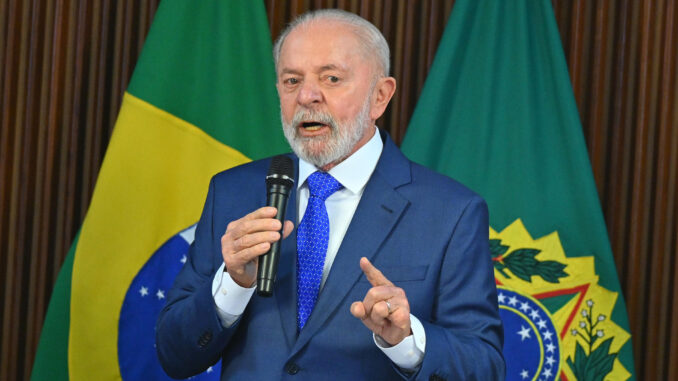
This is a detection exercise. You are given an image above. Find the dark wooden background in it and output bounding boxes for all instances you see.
[1,0,676,380]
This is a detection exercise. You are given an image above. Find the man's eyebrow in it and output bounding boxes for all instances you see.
[279,68,302,76]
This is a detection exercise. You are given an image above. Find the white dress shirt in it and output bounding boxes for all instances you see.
[211,127,425,370]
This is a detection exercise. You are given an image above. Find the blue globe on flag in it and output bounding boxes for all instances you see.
[118,224,221,380]
[498,287,561,381]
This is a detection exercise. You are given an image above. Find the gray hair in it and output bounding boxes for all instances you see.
[273,9,390,77]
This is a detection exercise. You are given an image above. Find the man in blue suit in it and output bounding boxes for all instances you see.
[156,9,504,380]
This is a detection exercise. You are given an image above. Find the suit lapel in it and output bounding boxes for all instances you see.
[274,155,299,349]
[292,133,412,353]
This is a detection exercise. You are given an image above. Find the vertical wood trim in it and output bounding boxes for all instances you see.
[588,1,613,200]
[23,0,47,376]
[49,0,68,277]
[2,0,32,378]
[627,0,652,373]
[651,1,677,379]
[568,0,586,113]
[53,0,77,287]
[605,0,630,280]
[82,0,102,206]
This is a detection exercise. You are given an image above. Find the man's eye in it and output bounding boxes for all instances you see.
[327,76,339,83]
[285,78,299,85]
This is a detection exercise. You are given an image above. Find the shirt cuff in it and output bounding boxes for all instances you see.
[373,314,426,370]
[211,262,256,327]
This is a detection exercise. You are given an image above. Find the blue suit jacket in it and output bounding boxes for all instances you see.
[156,130,504,380]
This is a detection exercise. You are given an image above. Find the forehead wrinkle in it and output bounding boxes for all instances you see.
[318,63,348,73]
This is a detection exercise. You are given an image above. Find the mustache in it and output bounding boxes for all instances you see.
[290,109,337,130]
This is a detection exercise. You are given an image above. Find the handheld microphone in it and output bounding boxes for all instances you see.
[257,155,295,297]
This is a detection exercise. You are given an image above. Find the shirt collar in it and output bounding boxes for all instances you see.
[298,126,383,194]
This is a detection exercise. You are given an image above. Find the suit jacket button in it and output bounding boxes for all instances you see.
[197,331,212,347]
[284,362,300,375]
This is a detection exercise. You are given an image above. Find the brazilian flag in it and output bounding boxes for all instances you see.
[31,1,287,379]
[402,1,636,380]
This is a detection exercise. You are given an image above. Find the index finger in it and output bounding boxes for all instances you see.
[242,206,278,221]
[359,257,394,287]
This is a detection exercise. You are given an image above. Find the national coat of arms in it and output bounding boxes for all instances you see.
[492,220,631,381]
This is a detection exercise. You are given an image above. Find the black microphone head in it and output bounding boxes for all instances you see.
[266,155,295,187]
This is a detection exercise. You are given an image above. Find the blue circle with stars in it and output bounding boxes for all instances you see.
[118,224,221,380]
[498,286,561,381]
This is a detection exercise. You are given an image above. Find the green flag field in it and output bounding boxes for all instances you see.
[402,1,636,380]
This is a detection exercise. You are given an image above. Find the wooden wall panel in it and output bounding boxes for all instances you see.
[0,1,158,379]
[0,1,676,380]
[552,1,678,379]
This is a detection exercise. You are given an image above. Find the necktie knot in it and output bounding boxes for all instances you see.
[306,171,343,201]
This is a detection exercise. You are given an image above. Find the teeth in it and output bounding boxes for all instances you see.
[305,126,321,131]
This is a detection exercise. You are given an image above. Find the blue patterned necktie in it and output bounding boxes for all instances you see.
[296,171,344,330]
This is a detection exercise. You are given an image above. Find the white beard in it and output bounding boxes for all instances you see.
[281,97,372,169]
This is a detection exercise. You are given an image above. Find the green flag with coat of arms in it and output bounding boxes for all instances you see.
[402,1,636,380]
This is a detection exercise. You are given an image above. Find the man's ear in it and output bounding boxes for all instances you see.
[370,76,397,121]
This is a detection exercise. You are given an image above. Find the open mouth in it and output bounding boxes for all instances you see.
[300,121,328,132]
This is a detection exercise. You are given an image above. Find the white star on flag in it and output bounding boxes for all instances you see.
[546,356,556,366]
[537,319,547,330]
[542,330,553,341]
[542,367,552,378]
[520,369,529,379]
[207,366,213,373]
[517,325,531,341]
[156,289,165,300]
[519,301,530,312]
[180,255,187,264]
[508,296,518,306]
[529,309,540,320]
[546,342,556,353]
[139,286,149,297]
[498,293,506,303]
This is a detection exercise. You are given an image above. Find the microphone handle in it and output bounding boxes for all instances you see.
[257,184,291,297]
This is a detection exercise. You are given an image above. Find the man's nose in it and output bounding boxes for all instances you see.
[296,81,322,106]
